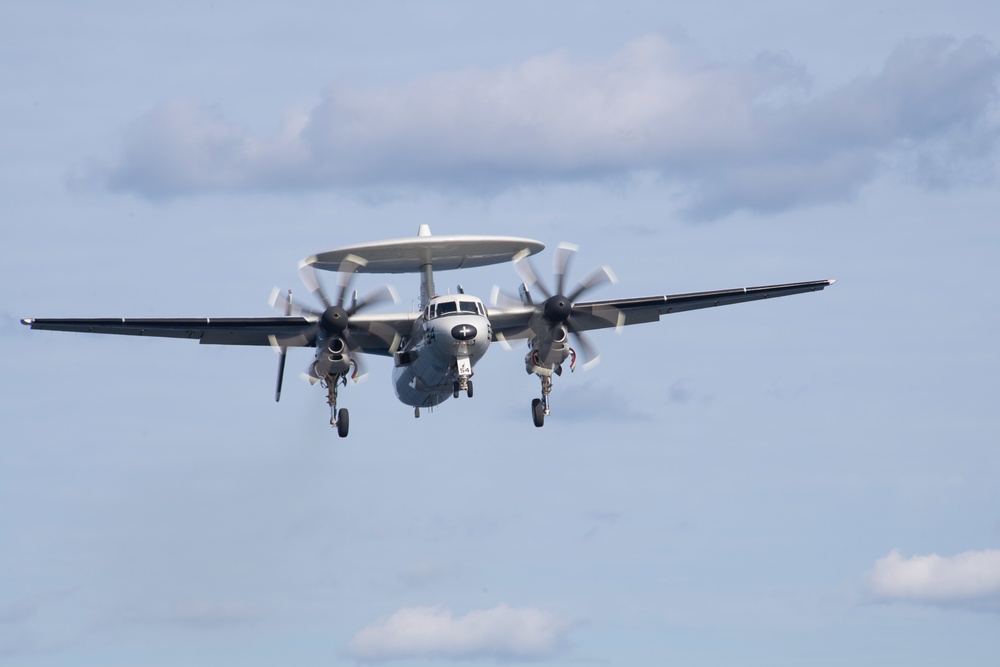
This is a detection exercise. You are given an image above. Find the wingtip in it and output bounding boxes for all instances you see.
[20,318,33,325]
[828,278,837,286]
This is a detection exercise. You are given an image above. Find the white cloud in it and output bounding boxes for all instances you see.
[867,548,1000,610]
[345,604,575,662]
[100,34,1000,219]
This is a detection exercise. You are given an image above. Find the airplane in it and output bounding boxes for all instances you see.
[21,225,835,437]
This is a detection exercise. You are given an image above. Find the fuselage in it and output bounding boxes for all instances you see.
[392,294,491,407]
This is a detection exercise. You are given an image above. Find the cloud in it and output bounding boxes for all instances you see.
[97,35,1000,219]
[667,377,714,405]
[867,548,1000,611]
[554,380,651,421]
[345,604,575,662]
[0,589,77,626]
[397,558,452,589]
[136,600,264,627]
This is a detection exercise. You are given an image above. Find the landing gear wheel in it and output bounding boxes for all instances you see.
[337,408,349,438]
[466,381,474,398]
[531,398,545,427]
[453,382,460,399]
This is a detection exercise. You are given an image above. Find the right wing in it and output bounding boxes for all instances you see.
[21,311,419,355]
[20,316,316,346]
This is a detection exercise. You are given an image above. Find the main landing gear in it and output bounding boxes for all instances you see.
[526,348,574,428]
[531,398,545,427]
[531,373,552,427]
[322,374,350,438]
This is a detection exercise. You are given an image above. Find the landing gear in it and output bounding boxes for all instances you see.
[531,398,545,427]
[453,378,474,399]
[323,374,351,437]
[337,408,349,438]
[453,356,474,399]
[529,369,553,427]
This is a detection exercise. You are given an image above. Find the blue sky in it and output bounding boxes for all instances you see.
[2,2,999,665]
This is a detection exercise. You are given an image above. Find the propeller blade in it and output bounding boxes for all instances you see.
[490,285,524,308]
[567,321,601,370]
[349,284,399,315]
[268,331,315,351]
[268,287,321,319]
[271,290,293,402]
[552,242,578,297]
[495,330,513,351]
[567,264,618,303]
[275,349,288,401]
[513,250,551,300]
[356,321,402,352]
[301,361,321,385]
[297,258,333,310]
[335,254,369,308]
[268,286,285,313]
[569,303,625,333]
[348,352,369,384]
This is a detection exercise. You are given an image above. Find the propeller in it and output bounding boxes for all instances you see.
[507,242,618,370]
[269,254,398,397]
[272,289,293,401]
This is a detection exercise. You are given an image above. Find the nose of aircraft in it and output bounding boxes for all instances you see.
[451,324,478,341]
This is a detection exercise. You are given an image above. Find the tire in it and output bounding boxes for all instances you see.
[453,382,460,399]
[466,381,474,398]
[337,408,350,438]
[531,398,544,428]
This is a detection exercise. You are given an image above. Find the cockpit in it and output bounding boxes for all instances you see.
[425,298,486,320]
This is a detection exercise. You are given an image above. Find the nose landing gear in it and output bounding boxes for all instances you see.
[452,356,474,399]
[453,379,474,398]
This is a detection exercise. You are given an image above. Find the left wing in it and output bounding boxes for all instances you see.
[489,279,835,340]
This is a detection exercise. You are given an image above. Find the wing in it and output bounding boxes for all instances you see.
[489,279,836,340]
[20,316,317,346]
[20,312,419,354]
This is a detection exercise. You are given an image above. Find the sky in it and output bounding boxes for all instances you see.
[2,1,999,665]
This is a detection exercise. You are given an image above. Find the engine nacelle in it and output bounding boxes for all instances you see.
[524,326,571,374]
[314,335,352,378]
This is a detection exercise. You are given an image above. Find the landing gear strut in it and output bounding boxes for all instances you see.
[323,374,350,438]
